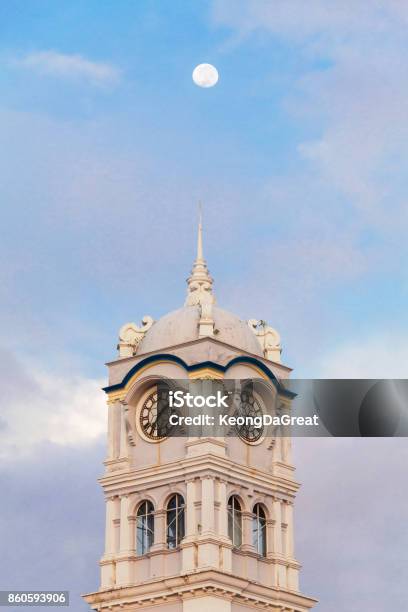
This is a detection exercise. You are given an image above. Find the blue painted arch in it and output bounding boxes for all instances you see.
[102,353,292,395]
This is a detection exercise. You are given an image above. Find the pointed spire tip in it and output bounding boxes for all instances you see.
[197,201,203,262]
[185,201,215,306]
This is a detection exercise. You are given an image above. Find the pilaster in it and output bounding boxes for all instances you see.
[241,510,255,553]
[116,495,133,586]
[182,478,198,573]
[201,476,215,535]
[150,509,167,578]
[101,496,117,589]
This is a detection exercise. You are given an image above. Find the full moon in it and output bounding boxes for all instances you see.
[192,63,219,88]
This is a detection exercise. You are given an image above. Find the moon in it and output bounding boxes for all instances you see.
[192,63,219,88]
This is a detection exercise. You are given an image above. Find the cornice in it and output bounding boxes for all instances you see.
[103,353,293,396]
[83,568,317,610]
[106,336,292,373]
[99,453,300,497]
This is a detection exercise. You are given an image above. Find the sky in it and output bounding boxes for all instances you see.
[0,1,407,610]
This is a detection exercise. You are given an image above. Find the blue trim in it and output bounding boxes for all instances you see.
[103,352,294,397]
[226,356,278,381]
[103,354,190,392]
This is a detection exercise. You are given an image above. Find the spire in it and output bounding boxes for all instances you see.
[197,201,203,261]
[185,204,216,307]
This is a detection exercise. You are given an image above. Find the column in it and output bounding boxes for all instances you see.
[272,498,282,554]
[218,480,228,538]
[273,498,286,588]
[182,479,197,573]
[153,510,166,548]
[116,495,133,586]
[281,436,291,464]
[266,519,275,559]
[101,496,116,589]
[107,401,121,461]
[241,511,254,553]
[150,509,166,578]
[196,476,218,570]
[104,496,116,555]
[107,403,115,461]
[217,479,232,572]
[113,402,121,458]
[186,479,196,537]
[285,501,295,558]
[269,435,282,465]
[201,476,215,535]
[119,403,128,459]
[284,500,299,591]
[113,498,121,553]
[119,495,131,553]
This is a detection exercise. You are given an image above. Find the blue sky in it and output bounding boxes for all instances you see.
[1,0,408,381]
[1,2,408,610]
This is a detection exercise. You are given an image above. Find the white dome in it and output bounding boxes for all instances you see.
[138,305,263,356]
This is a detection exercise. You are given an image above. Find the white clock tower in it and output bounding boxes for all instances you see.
[83,217,317,612]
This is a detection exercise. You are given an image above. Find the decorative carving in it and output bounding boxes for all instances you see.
[198,301,214,337]
[117,316,154,357]
[120,399,136,447]
[248,319,282,363]
[187,278,215,306]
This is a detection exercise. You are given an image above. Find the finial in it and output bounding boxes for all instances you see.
[185,203,216,307]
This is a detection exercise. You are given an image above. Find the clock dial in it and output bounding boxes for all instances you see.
[139,388,173,441]
[236,389,264,443]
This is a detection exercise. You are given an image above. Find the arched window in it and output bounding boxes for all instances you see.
[166,494,185,549]
[136,500,154,555]
[228,496,242,547]
[252,503,266,556]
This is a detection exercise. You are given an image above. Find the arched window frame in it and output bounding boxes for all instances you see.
[252,503,267,556]
[166,494,185,549]
[136,500,154,555]
[228,495,243,548]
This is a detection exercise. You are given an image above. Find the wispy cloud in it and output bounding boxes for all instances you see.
[14,50,121,86]
[295,437,408,611]
[210,1,408,368]
[212,1,408,217]
[0,348,106,460]
[315,333,408,378]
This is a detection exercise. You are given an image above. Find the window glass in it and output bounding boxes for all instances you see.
[252,503,266,556]
[167,494,185,549]
[228,496,242,547]
[136,500,154,555]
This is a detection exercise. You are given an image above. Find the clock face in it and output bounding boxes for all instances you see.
[236,389,264,443]
[139,388,173,441]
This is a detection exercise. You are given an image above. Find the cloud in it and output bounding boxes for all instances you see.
[0,348,106,460]
[314,333,408,378]
[209,0,408,371]
[212,1,408,44]
[294,437,408,611]
[0,417,406,612]
[212,1,408,220]
[14,50,121,86]
[0,442,104,609]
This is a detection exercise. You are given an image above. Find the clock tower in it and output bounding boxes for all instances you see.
[83,215,317,612]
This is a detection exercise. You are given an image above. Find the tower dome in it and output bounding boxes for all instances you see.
[117,208,282,363]
[138,304,263,356]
